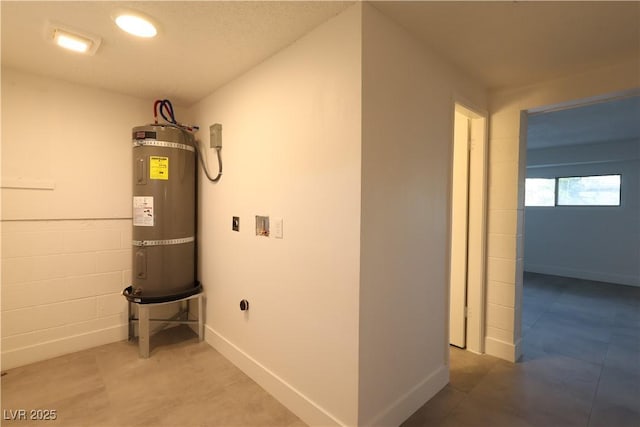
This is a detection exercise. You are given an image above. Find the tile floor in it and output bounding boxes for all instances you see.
[2,273,638,427]
[403,272,640,427]
[1,326,305,427]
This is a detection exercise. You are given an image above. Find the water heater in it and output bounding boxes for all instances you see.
[128,124,201,302]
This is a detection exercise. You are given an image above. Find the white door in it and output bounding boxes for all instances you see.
[449,110,470,348]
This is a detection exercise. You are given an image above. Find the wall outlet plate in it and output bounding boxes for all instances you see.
[272,217,283,239]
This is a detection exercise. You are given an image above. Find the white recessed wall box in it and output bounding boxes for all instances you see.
[46,21,102,55]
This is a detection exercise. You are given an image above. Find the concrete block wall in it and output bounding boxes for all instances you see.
[1,219,131,369]
[484,104,526,361]
[1,68,154,369]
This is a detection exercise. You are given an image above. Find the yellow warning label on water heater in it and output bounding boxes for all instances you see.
[149,156,169,180]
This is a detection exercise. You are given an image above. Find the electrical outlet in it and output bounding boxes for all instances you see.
[232,216,240,232]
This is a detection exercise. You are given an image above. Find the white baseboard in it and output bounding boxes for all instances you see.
[1,325,127,370]
[205,325,345,427]
[524,263,639,287]
[362,365,449,427]
[484,336,521,362]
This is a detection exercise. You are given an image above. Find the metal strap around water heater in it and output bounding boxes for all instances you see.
[132,140,195,152]
[132,236,195,247]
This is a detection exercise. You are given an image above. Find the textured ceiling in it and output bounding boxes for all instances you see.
[1,1,352,106]
[374,1,640,90]
[3,1,639,107]
[2,0,639,146]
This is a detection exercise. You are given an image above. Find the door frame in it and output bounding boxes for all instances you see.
[448,100,488,355]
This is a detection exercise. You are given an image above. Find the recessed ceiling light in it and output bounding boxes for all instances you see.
[46,22,102,55]
[114,12,157,38]
[54,29,92,53]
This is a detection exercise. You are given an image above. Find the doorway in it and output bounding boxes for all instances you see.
[449,103,488,353]
[521,92,640,351]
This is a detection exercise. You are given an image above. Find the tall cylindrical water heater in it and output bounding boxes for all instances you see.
[129,124,200,301]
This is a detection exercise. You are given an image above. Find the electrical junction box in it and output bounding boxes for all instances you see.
[210,124,222,148]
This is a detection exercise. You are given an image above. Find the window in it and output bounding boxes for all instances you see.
[525,178,556,207]
[525,174,622,207]
[557,175,621,206]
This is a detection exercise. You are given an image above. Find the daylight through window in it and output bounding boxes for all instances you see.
[525,178,556,207]
[525,174,622,207]
[557,175,621,206]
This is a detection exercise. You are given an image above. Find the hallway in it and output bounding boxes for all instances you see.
[404,273,640,427]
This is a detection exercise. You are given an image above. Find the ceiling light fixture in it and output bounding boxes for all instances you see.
[114,12,158,38]
[46,22,102,55]
[53,29,92,53]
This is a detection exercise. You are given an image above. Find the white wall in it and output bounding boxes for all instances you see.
[359,4,487,425]
[190,4,490,424]
[487,58,640,361]
[1,68,151,369]
[190,5,491,424]
[525,139,640,286]
[189,5,362,426]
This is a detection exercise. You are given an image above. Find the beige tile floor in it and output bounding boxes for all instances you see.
[3,273,638,427]
[1,326,305,427]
